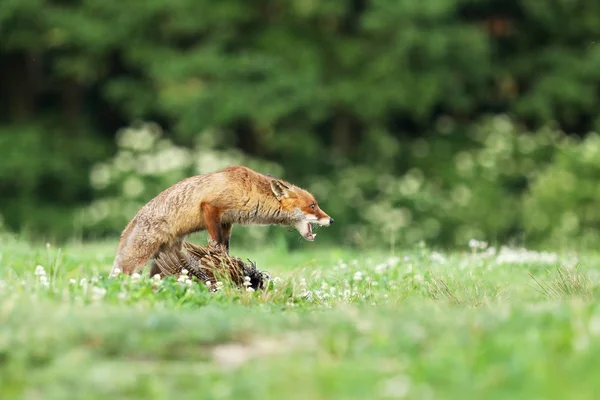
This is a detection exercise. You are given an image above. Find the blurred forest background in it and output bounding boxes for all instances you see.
[2,0,600,250]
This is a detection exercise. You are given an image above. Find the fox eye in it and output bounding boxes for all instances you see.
[310,203,316,210]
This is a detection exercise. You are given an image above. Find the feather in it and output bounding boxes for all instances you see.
[153,242,268,291]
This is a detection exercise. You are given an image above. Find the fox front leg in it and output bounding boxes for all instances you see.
[201,202,227,252]
[221,223,232,253]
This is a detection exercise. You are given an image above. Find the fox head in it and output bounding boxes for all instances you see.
[270,179,333,241]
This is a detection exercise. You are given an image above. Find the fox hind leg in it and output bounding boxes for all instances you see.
[109,219,137,277]
[110,225,163,276]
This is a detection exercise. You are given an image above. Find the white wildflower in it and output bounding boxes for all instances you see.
[34,265,46,276]
[246,287,255,292]
[483,247,497,258]
[379,374,412,398]
[430,252,447,263]
[131,273,141,282]
[468,239,488,251]
[387,256,400,266]
[495,247,558,265]
[573,334,589,352]
[38,275,49,288]
[79,277,88,287]
[69,278,76,285]
[91,286,107,301]
[353,271,363,281]
[375,264,387,274]
[299,289,312,300]
[589,315,600,336]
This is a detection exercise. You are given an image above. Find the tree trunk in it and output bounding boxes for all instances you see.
[2,52,40,122]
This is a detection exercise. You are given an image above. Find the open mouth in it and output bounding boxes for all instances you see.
[296,221,316,241]
[305,223,315,241]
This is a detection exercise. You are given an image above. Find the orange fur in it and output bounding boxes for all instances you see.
[110,165,333,276]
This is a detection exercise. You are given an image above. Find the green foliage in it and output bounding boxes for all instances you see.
[0,123,109,238]
[3,0,600,247]
[505,0,600,130]
[79,115,600,249]
[301,115,566,247]
[523,133,600,246]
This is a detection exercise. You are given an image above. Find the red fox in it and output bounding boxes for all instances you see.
[109,165,333,277]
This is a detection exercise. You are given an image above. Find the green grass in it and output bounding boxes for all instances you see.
[2,234,600,399]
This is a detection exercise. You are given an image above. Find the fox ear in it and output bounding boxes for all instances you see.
[270,180,290,200]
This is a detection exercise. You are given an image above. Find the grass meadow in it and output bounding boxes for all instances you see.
[1,233,600,399]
